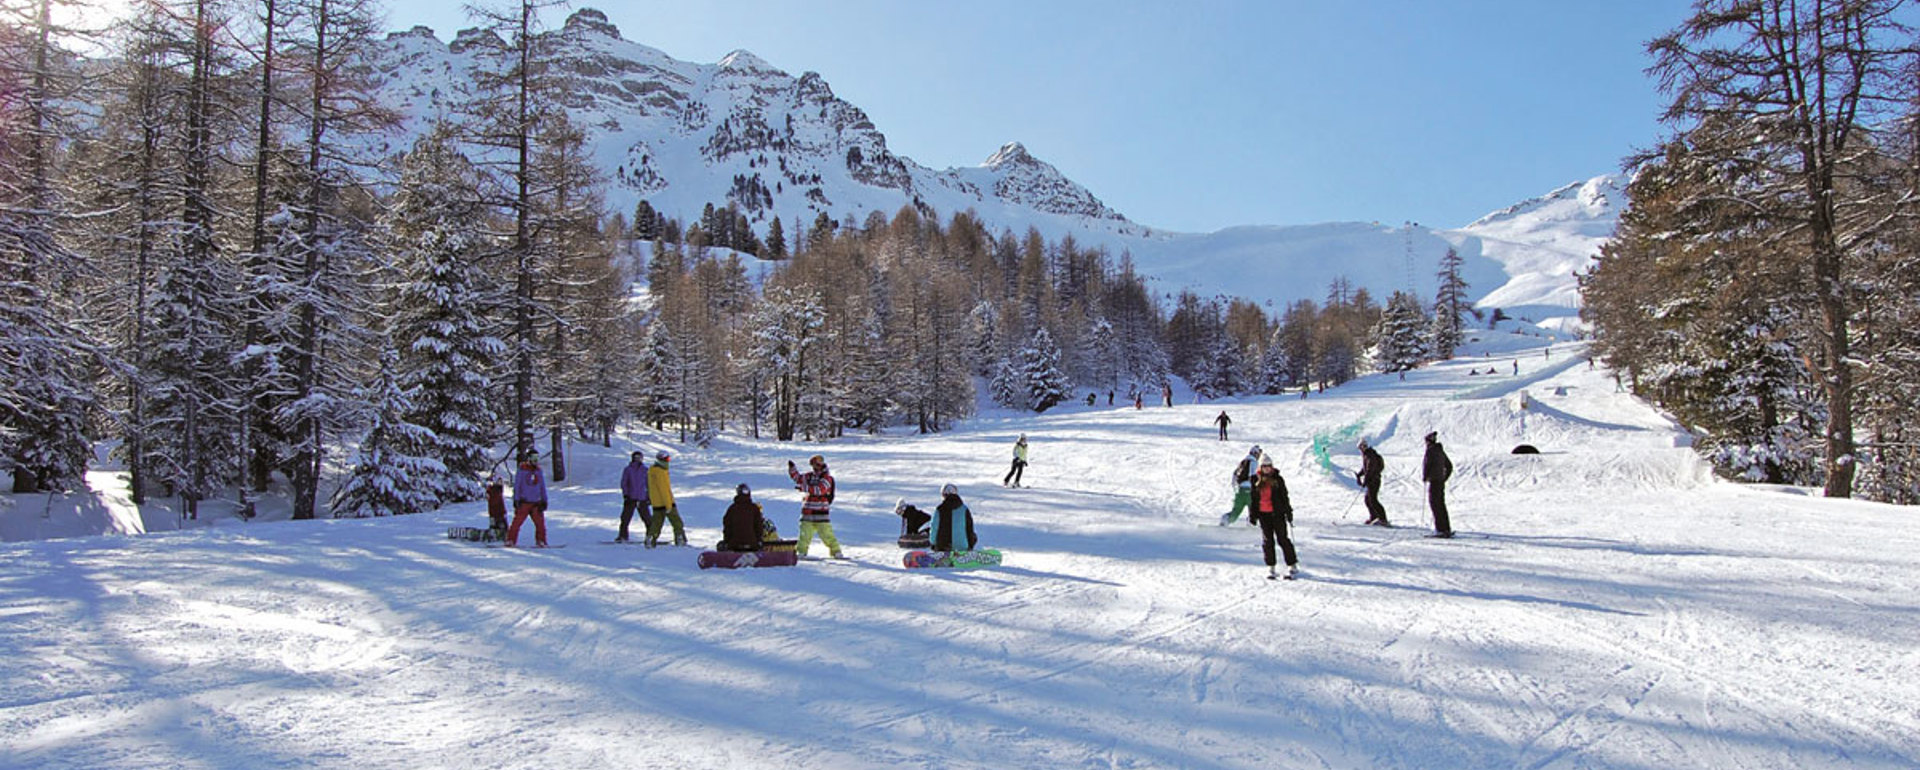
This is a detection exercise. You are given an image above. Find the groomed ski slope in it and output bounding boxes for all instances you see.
[3,335,1918,769]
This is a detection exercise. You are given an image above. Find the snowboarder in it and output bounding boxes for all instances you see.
[1358,440,1389,526]
[1003,434,1029,488]
[485,474,508,534]
[894,498,932,548]
[1134,393,1143,409]
[1218,445,1262,526]
[1422,431,1454,537]
[717,484,765,552]
[1163,383,1173,408]
[931,483,978,553]
[1215,411,1231,441]
[788,455,844,559]
[614,451,652,543]
[645,450,686,547]
[1086,392,1096,406]
[1249,454,1298,579]
[507,453,549,548]
[1107,389,1114,405]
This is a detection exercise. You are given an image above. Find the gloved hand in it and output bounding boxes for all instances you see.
[1355,473,1363,487]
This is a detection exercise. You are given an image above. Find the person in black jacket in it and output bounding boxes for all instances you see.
[1249,455,1298,579]
[718,484,766,552]
[1422,431,1454,537]
[931,483,978,552]
[1357,440,1389,526]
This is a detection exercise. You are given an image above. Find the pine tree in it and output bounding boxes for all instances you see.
[1373,290,1430,374]
[1021,327,1071,413]
[385,126,504,505]
[329,349,445,518]
[1430,247,1468,360]
[991,358,1024,410]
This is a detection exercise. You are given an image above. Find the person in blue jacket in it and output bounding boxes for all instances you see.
[931,483,978,553]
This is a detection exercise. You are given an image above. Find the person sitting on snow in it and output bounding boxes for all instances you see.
[931,483,978,553]
[718,484,766,552]
[895,498,932,548]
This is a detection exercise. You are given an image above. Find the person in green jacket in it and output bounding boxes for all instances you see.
[1002,434,1029,488]
[1218,445,1262,526]
[645,450,686,547]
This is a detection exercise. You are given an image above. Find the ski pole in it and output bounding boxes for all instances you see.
[1339,487,1363,520]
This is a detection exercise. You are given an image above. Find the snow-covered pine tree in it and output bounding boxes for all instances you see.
[990,358,1024,410]
[748,286,824,441]
[384,125,505,505]
[1021,327,1071,413]
[1430,247,1468,360]
[1191,333,1242,399]
[843,308,896,433]
[1257,324,1298,394]
[1373,290,1430,374]
[329,349,445,518]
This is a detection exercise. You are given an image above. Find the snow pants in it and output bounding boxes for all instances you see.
[647,505,686,546]
[1364,483,1388,525]
[617,497,653,541]
[1003,459,1026,487]
[796,520,842,557]
[1427,482,1451,535]
[508,502,547,547]
[1255,513,1297,568]
[1221,487,1252,525]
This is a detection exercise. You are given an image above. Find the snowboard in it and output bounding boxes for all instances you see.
[697,549,799,569]
[447,526,506,543]
[903,549,1003,569]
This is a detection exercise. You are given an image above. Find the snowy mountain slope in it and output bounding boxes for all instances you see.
[359,10,1620,325]
[4,335,1916,769]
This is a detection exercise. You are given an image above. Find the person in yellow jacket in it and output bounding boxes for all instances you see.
[645,450,686,547]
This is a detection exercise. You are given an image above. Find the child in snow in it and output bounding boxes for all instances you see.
[507,453,549,548]
[645,451,686,547]
[485,475,508,535]
[1219,445,1262,526]
[931,483,978,553]
[718,484,765,552]
[1250,454,1298,579]
[788,455,844,559]
[895,499,932,548]
[615,451,652,543]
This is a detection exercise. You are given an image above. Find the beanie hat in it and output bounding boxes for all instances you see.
[736,483,751,496]
[1258,454,1274,467]
[1424,431,1438,443]
[894,498,908,515]
[941,483,958,497]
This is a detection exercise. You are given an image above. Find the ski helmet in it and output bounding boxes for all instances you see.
[656,450,672,462]
[736,483,751,496]
[893,498,908,515]
[941,483,958,496]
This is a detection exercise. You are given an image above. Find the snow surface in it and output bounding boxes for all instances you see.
[4,333,1917,769]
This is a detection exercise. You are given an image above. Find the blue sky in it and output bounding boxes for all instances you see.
[382,1,1676,233]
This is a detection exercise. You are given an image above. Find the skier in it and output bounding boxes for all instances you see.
[931,483,978,553]
[1003,434,1029,488]
[1357,439,1390,526]
[1422,431,1454,538]
[645,450,686,547]
[894,498,932,548]
[1218,444,1262,526]
[1249,454,1298,579]
[1163,383,1173,407]
[1215,411,1231,441]
[717,484,765,552]
[484,474,508,535]
[788,455,845,559]
[614,451,652,543]
[1134,393,1143,409]
[507,453,549,548]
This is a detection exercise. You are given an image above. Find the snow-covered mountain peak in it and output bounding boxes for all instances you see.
[984,141,1034,168]
[716,49,782,75]
[1467,173,1626,231]
[560,8,622,40]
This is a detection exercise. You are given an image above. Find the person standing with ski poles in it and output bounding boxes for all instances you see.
[1357,439,1390,526]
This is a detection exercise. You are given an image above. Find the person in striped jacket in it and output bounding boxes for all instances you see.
[787,455,844,559]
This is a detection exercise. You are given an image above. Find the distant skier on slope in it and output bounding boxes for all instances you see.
[1423,432,1454,538]
[1219,445,1262,526]
[1249,454,1298,580]
[1215,411,1232,441]
[1357,439,1390,526]
[1003,434,1029,488]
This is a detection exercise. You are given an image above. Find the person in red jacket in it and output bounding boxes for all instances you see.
[788,454,844,559]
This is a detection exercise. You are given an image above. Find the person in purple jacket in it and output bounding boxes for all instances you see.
[507,452,550,548]
[614,450,652,543]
